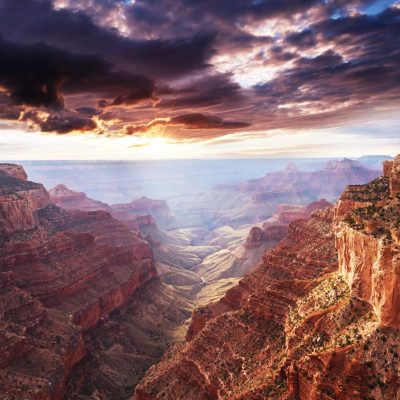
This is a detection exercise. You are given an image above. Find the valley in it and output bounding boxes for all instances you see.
[0,157,387,399]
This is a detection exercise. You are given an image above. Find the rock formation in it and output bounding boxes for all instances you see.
[0,164,157,399]
[135,156,400,400]
[335,154,400,328]
[185,159,379,228]
[0,168,51,235]
[111,196,174,229]
[272,199,332,225]
[49,183,173,230]
[49,184,111,213]
[0,163,28,181]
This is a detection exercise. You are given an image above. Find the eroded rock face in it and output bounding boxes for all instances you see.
[0,164,157,399]
[335,155,400,328]
[0,170,51,234]
[244,200,332,250]
[275,199,332,224]
[0,163,28,181]
[384,155,400,196]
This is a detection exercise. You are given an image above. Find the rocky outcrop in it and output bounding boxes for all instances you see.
[111,196,174,229]
[243,199,332,250]
[136,208,340,399]
[244,225,288,249]
[0,170,51,235]
[244,226,268,249]
[0,164,157,399]
[384,155,400,196]
[0,163,28,181]
[128,214,158,231]
[49,184,110,212]
[274,199,332,224]
[335,154,400,328]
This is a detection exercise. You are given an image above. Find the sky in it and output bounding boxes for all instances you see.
[0,0,399,159]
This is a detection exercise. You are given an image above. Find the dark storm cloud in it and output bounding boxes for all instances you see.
[284,29,317,49]
[0,34,160,133]
[0,0,399,139]
[123,0,321,35]
[171,114,250,129]
[0,0,216,79]
[0,37,96,108]
[159,74,244,109]
[0,36,157,109]
[265,47,296,64]
[75,107,100,117]
[182,0,322,21]
[21,110,97,134]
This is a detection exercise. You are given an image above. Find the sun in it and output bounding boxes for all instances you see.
[130,136,175,159]
[148,137,169,151]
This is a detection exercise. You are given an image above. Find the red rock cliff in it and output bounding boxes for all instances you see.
[0,169,51,234]
[0,164,158,400]
[335,155,400,328]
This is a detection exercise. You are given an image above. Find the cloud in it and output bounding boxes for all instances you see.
[0,0,216,79]
[250,7,400,130]
[0,0,399,141]
[159,73,244,109]
[21,109,97,134]
[0,36,156,109]
[125,113,251,136]
[284,29,317,49]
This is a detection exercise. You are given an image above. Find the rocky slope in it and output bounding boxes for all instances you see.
[135,156,400,400]
[0,164,157,399]
[47,185,215,398]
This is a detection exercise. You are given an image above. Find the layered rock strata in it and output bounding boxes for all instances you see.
[335,154,400,328]
[0,164,157,399]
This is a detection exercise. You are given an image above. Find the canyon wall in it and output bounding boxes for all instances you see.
[335,154,400,328]
[0,164,157,399]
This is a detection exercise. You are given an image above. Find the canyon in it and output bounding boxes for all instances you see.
[0,157,389,399]
[135,156,400,400]
[173,158,380,228]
